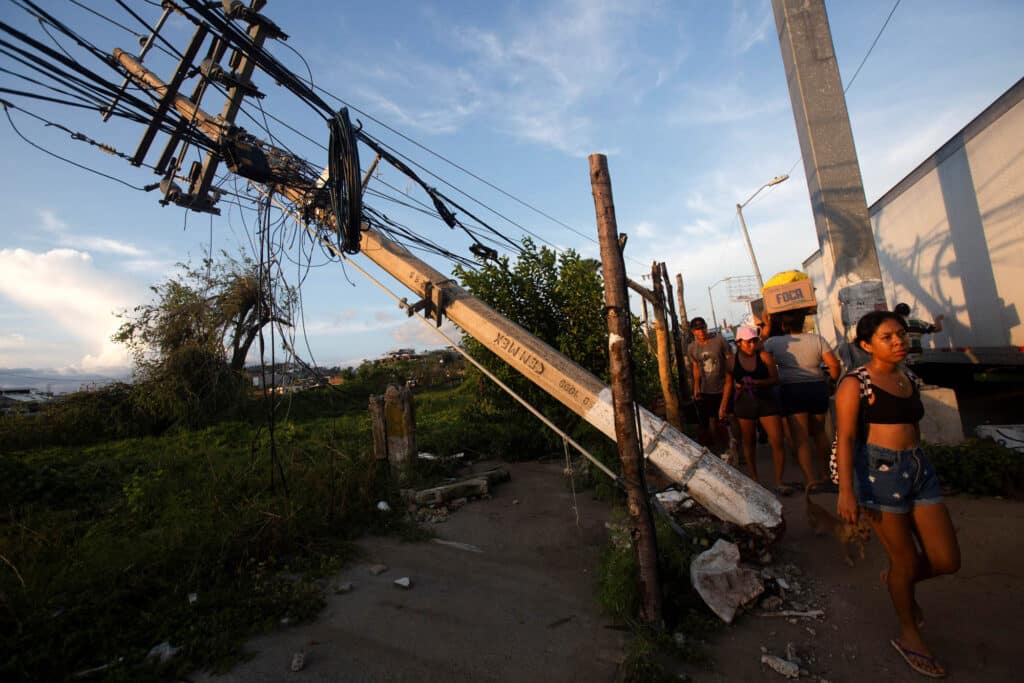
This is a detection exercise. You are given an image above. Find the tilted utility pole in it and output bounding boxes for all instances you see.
[772,0,887,355]
[113,37,783,537]
[590,153,662,626]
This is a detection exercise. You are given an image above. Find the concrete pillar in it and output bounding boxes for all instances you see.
[772,0,888,349]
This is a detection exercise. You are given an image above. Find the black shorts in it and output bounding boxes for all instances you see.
[734,390,780,420]
[698,392,727,419]
[778,381,829,416]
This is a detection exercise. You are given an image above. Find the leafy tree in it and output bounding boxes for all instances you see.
[453,238,658,459]
[113,253,295,427]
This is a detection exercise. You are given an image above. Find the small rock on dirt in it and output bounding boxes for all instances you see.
[290,651,305,672]
[334,581,354,594]
[394,577,412,589]
[761,595,784,611]
[368,563,388,576]
[760,653,800,678]
[147,641,180,664]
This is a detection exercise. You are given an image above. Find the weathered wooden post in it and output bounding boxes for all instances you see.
[650,262,683,430]
[369,384,417,481]
[590,153,663,626]
[369,394,387,460]
[675,273,693,396]
[640,297,656,354]
[660,262,687,417]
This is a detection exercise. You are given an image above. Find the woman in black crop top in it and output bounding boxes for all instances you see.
[719,325,788,494]
[834,311,960,678]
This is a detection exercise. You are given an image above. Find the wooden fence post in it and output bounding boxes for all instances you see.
[369,384,417,481]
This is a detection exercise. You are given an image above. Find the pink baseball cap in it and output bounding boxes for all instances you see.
[735,325,759,341]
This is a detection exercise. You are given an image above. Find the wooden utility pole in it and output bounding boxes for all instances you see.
[589,153,662,626]
[627,277,682,430]
[640,298,655,354]
[113,50,784,537]
[660,262,687,412]
[675,273,692,396]
[650,263,683,430]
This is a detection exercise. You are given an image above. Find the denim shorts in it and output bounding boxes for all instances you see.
[853,443,943,513]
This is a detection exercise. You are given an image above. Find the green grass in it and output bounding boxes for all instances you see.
[0,381,455,681]
[597,511,719,681]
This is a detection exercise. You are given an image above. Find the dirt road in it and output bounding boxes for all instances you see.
[685,453,1024,682]
[202,451,1022,682]
[199,460,624,682]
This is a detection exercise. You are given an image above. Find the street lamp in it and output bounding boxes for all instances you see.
[707,277,732,330]
[737,174,789,289]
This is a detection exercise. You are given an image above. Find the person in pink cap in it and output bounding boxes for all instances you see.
[720,324,790,495]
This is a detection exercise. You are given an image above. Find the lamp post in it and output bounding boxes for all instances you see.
[707,277,731,330]
[737,174,789,289]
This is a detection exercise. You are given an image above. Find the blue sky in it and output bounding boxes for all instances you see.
[2,0,1023,389]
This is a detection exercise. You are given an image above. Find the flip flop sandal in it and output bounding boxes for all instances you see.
[890,639,945,678]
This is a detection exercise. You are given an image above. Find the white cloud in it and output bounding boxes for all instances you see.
[37,208,146,257]
[726,0,773,56]
[334,1,674,156]
[669,81,789,127]
[0,248,140,369]
[302,308,406,335]
[390,317,461,348]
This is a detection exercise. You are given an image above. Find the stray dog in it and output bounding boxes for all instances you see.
[805,487,872,566]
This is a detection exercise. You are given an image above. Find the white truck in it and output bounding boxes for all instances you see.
[805,76,1024,381]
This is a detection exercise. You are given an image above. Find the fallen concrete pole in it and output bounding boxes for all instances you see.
[115,51,783,540]
[357,229,784,540]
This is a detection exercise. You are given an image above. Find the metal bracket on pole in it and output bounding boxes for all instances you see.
[642,420,671,460]
[678,449,712,492]
[401,279,453,327]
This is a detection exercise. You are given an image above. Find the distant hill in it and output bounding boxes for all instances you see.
[0,368,130,394]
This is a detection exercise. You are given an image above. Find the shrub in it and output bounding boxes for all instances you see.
[928,438,1024,498]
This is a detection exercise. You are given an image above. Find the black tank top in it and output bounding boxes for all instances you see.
[732,353,772,400]
[863,383,925,424]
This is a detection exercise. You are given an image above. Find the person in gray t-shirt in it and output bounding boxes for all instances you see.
[762,310,841,490]
[687,317,734,453]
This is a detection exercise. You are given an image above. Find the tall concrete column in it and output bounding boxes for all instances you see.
[772,0,887,352]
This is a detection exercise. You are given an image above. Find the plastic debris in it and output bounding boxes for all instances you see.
[393,576,412,589]
[187,592,198,605]
[290,651,305,672]
[690,539,764,623]
[376,500,392,512]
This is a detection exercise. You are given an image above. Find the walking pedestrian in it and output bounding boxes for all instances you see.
[720,325,789,494]
[835,310,960,678]
[687,316,733,454]
[763,310,840,489]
